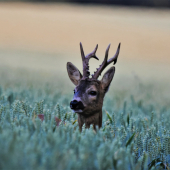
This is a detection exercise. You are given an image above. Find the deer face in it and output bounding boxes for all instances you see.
[71,79,103,116]
[67,43,120,128]
[67,63,116,117]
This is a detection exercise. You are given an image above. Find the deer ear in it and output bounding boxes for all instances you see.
[67,62,82,86]
[101,66,115,92]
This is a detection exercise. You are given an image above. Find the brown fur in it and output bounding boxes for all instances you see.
[67,43,120,130]
[74,79,104,130]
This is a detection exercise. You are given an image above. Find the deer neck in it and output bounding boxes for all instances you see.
[77,110,102,131]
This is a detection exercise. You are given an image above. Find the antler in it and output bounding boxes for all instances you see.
[80,42,99,79]
[92,43,121,79]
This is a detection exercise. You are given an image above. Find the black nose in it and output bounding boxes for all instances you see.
[70,100,84,110]
[70,100,79,109]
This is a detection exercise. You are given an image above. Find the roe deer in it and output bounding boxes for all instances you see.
[67,42,121,130]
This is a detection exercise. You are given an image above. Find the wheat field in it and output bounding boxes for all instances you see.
[0,3,170,169]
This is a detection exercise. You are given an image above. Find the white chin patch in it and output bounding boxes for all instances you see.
[73,109,83,113]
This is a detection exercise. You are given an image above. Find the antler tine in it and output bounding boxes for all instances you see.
[92,43,121,79]
[85,44,99,60]
[80,43,99,79]
[91,44,110,79]
[104,43,111,63]
[80,42,85,60]
[107,43,121,65]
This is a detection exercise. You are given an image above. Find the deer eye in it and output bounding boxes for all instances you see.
[73,90,75,94]
[89,91,97,96]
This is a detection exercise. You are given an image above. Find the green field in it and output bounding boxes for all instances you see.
[1,64,170,170]
[0,3,170,170]
[1,53,170,170]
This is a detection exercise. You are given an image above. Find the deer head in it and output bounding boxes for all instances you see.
[67,42,121,130]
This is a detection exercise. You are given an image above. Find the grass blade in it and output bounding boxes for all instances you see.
[126,132,135,147]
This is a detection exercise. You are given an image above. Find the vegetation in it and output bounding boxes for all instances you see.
[0,67,170,170]
[0,1,169,169]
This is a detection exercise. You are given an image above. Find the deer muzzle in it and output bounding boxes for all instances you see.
[70,100,85,112]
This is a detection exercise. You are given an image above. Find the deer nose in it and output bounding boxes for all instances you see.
[70,100,79,109]
[70,100,84,110]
